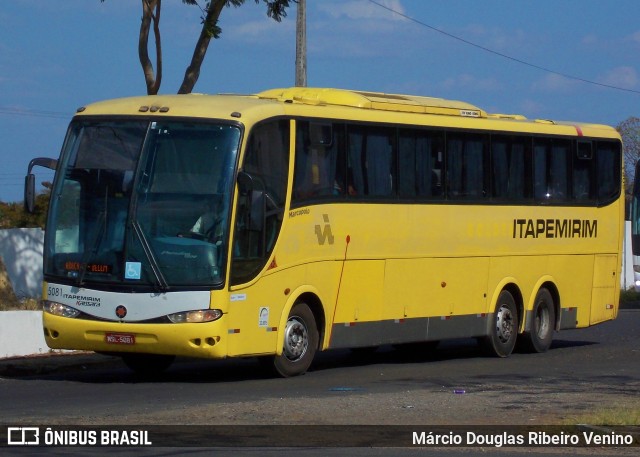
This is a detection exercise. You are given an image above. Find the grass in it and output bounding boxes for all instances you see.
[620,287,640,308]
[0,282,40,311]
[565,402,640,426]
[0,297,40,311]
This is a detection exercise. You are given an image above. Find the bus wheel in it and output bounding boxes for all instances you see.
[121,353,175,376]
[273,302,318,377]
[483,290,518,357]
[519,288,555,353]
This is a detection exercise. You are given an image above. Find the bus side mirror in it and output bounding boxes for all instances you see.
[237,171,253,196]
[24,157,57,213]
[248,190,266,231]
[237,171,265,231]
[24,173,36,213]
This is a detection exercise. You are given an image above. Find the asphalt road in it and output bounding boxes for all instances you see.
[0,310,639,455]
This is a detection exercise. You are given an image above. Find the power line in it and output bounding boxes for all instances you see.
[0,107,69,120]
[367,0,640,95]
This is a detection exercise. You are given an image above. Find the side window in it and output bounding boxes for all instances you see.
[573,141,595,203]
[242,120,290,206]
[231,120,290,285]
[292,121,347,203]
[491,135,532,200]
[347,125,395,198]
[534,139,570,202]
[398,129,444,198]
[596,140,622,205]
[447,133,489,199]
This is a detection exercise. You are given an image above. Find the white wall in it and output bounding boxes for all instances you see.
[0,228,44,299]
[0,311,49,358]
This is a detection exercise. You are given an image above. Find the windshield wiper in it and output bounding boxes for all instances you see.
[132,221,169,292]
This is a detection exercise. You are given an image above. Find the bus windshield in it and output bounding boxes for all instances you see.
[45,119,241,289]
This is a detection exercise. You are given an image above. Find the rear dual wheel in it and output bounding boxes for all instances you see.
[483,290,518,357]
[519,288,555,353]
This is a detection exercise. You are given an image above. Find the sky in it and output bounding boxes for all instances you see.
[1,0,640,202]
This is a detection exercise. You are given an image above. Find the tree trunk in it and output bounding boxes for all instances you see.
[178,0,226,94]
[139,0,162,95]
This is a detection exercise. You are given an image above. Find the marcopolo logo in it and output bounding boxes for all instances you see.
[315,214,335,245]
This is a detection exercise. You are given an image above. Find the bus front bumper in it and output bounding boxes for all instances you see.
[43,312,228,359]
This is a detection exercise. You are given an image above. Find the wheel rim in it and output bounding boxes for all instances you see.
[496,304,515,344]
[534,303,550,339]
[283,316,308,361]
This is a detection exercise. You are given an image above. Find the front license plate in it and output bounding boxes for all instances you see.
[105,333,136,345]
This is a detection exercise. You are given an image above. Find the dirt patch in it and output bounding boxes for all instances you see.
[0,257,20,310]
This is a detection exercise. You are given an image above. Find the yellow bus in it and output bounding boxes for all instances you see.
[26,87,623,376]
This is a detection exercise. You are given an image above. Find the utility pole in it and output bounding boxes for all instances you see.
[295,0,307,87]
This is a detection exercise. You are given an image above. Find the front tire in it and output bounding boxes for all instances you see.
[519,288,555,353]
[483,290,518,357]
[272,302,318,377]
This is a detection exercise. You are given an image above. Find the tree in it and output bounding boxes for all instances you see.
[617,116,640,193]
[112,0,295,95]
[0,190,50,229]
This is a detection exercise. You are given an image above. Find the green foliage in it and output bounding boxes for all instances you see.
[192,0,294,39]
[204,19,222,39]
[0,191,50,229]
[565,401,640,425]
[620,287,640,308]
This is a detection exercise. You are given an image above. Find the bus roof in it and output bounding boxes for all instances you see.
[74,87,620,139]
[258,87,488,118]
[74,93,284,123]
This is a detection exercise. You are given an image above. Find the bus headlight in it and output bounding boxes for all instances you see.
[167,309,222,323]
[43,301,81,318]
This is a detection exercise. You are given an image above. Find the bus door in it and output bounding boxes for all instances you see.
[227,120,291,357]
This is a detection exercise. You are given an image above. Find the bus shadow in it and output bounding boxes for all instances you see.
[314,337,598,370]
[548,339,597,350]
[14,337,598,384]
